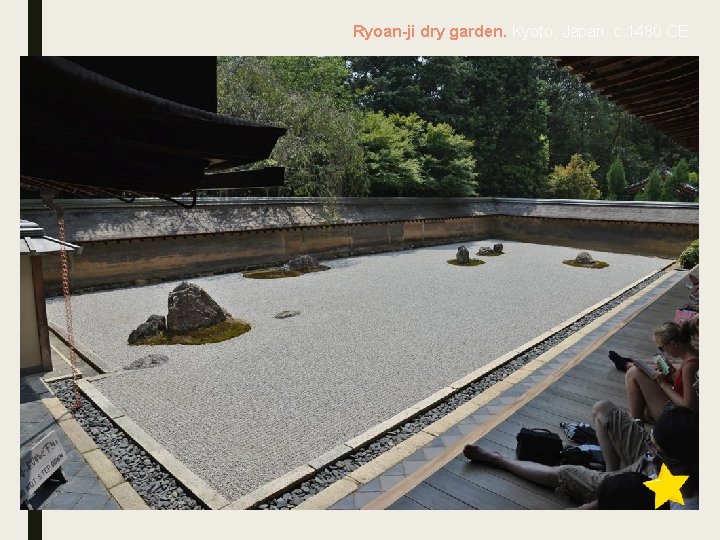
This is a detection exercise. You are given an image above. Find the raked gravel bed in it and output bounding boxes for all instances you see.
[46,240,672,502]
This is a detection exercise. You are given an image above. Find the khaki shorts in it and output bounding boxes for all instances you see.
[555,405,652,503]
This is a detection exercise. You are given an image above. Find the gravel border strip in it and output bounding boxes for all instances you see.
[255,265,675,510]
[49,379,207,510]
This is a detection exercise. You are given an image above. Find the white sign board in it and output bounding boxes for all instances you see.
[20,431,67,504]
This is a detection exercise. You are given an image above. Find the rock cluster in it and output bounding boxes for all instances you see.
[128,282,232,343]
[477,243,504,256]
[574,251,596,265]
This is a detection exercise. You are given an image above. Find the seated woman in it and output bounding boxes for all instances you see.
[624,319,698,423]
[463,404,698,509]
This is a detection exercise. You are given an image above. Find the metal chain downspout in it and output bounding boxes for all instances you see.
[56,214,82,410]
[40,190,82,410]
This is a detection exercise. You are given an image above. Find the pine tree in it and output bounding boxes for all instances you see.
[643,170,663,201]
[606,157,626,200]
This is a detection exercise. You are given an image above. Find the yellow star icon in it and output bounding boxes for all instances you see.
[643,463,689,508]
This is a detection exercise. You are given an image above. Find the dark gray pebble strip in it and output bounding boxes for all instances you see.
[260,268,667,509]
[49,380,205,510]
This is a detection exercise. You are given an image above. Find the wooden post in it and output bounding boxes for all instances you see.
[30,256,52,372]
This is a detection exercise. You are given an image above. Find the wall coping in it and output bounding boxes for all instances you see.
[20,197,699,243]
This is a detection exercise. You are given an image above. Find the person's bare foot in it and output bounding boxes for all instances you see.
[463,444,503,465]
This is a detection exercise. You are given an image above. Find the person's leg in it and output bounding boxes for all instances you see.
[608,350,632,371]
[625,366,669,422]
[463,445,559,488]
[592,400,650,472]
[591,400,622,471]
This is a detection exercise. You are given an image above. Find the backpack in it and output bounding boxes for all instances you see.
[515,428,563,466]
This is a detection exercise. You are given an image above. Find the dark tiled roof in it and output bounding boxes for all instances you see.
[21,57,286,199]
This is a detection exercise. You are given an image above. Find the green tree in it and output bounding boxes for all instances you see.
[348,56,549,197]
[606,157,626,200]
[360,112,424,196]
[545,154,601,199]
[217,57,367,197]
[662,158,689,201]
[419,122,477,196]
[642,170,663,201]
[360,112,477,197]
[263,56,354,109]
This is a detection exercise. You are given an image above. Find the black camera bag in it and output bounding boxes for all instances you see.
[515,428,563,466]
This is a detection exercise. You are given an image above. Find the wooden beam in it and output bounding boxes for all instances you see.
[31,256,52,372]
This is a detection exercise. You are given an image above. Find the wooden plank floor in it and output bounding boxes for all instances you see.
[390,270,695,510]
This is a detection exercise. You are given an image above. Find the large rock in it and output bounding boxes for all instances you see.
[574,251,596,265]
[476,246,495,256]
[281,255,321,272]
[493,243,504,253]
[128,315,166,344]
[456,246,470,264]
[166,282,230,333]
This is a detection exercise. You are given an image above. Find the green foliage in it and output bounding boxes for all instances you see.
[217,57,367,197]
[538,58,696,196]
[360,112,477,196]
[688,172,699,186]
[642,170,663,201]
[262,57,354,109]
[545,154,601,199]
[348,56,549,197]
[677,240,699,269]
[662,158,689,201]
[214,56,698,200]
[606,157,626,200]
[420,122,478,196]
[360,112,424,196]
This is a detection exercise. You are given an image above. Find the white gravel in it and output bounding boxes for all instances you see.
[46,240,671,500]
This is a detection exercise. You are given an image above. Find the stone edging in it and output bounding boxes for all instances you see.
[47,321,114,374]
[39,394,148,510]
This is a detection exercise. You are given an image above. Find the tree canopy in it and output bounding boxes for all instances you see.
[214,56,698,201]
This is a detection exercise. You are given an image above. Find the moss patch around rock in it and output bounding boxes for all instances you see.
[447,259,485,266]
[129,318,251,346]
[562,260,609,269]
[243,265,331,279]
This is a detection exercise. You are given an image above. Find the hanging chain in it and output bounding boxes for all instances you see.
[56,214,82,410]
